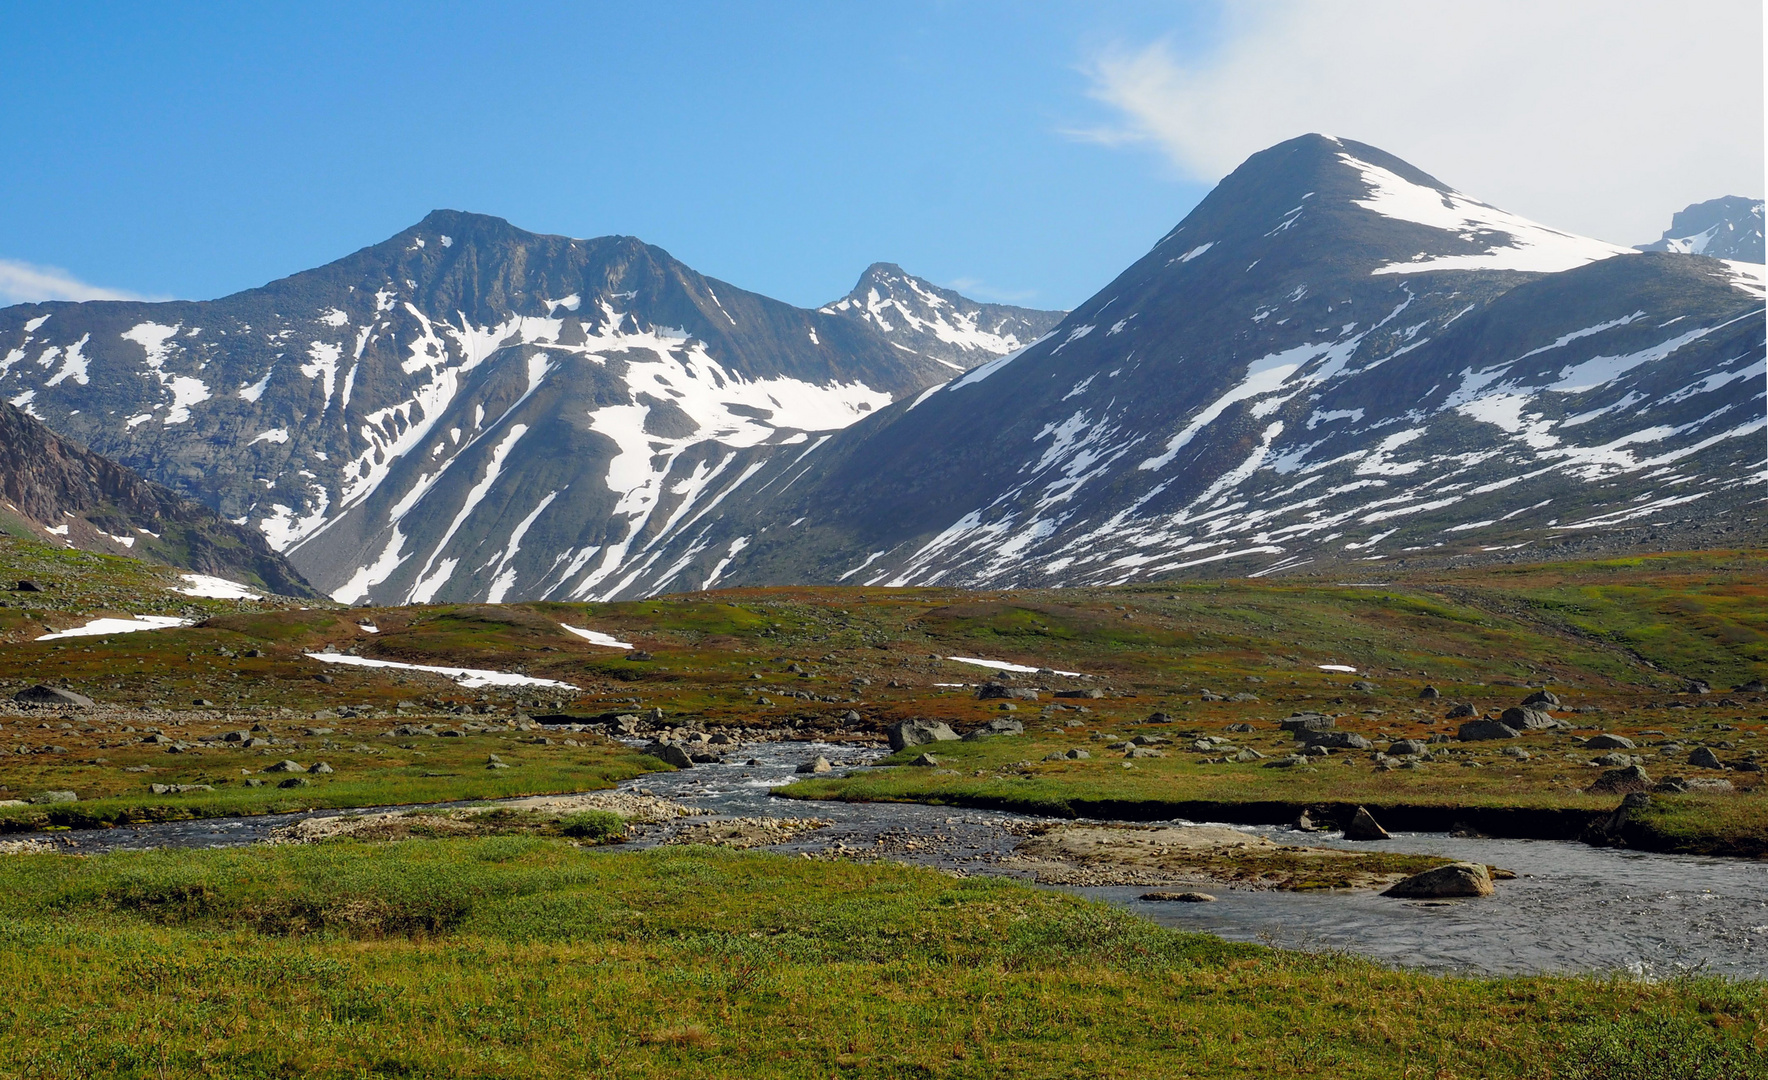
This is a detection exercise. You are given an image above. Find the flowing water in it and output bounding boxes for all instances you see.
[33,740,1768,978]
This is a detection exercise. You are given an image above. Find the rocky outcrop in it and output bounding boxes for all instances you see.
[1382,862,1494,898]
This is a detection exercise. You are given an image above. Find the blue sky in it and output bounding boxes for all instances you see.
[0,2,1227,310]
[2,2,1759,311]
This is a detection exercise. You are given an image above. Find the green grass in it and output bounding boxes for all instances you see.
[0,840,1760,1078]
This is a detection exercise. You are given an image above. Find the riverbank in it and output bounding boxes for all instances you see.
[0,838,1761,1078]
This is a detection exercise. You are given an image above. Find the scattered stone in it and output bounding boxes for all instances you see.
[1457,719,1520,741]
[245,778,265,787]
[1305,731,1372,750]
[15,579,43,592]
[1501,746,1531,760]
[13,685,94,709]
[887,718,960,750]
[1592,752,1636,768]
[795,756,832,774]
[1065,749,1090,760]
[1444,702,1477,719]
[311,762,335,774]
[1521,690,1561,708]
[1232,748,1265,762]
[1499,706,1560,731]
[964,718,1024,740]
[628,651,653,662]
[1685,680,1712,695]
[1224,722,1254,733]
[29,790,78,804]
[1587,764,1652,795]
[1053,689,1104,699]
[911,753,942,767]
[1278,712,1335,734]
[277,777,310,789]
[1418,686,1440,700]
[1584,733,1635,750]
[1733,679,1767,693]
[1140,891,1217,902]
[1387,739,1428,757]
[1228,692,1260,703]
[149,783,214,795]
[1688,746,1725,770]
[1342,806,1391,841]
[1350,680,1377,693]
[1382,862,1494,898]
[645,742,693,769]
[192,699,215,708]
[263,760,306,773]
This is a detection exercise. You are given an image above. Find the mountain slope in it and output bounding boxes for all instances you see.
[0,213,1033,604]
[0,401,317,595]
[818,264,1065,372]
[626,135,1766,593]
[1638,196,1765,261]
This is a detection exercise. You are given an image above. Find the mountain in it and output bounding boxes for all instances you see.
[1637,197,1765,261]
[818,263,1065,372]
[621,135,1767,593]
[0,401,317,595]
[0,213,1031,604]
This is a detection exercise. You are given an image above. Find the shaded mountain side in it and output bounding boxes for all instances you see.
[604,135,1766,595]
[0,401,318,596]
[1637,196,1765,262]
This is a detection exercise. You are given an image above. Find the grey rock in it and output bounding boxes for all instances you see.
[911,753,942,767]
[1232,748,1265,762]
[1305,730,1372,750]
[1140,891,1217,902]
[311,762,335,774]
[13,685,94,709]
[1457,720,1520,741]
[29,790,78,804]
[1587,764,1652,795]
[1343,806,1390,841]
[796,755,832,774]
[645,742,693,769]
[1278,712,1335,734]
[1444,702,1477,719]
[1053,689,1104,699]
[1584,733,1635,750]
[1065,749,1090,760]
[1417,686,1440,700]
[964,718,1024,740]
[1387,739,1428,757]
[1592,752,1636,767]
[1688,746,1725,769]
[1350,680,1377,693]
[887,718,960,750]
[1382,862,1494,898]
[264,759,306,773]
[1521,690,1561,708]
[1499,707,1560,731]
[277,777,310,789]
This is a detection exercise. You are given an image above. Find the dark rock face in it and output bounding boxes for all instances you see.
[642,136,1767,591]
[1458,720,1521,741]
[0,403,314,596]
[1343,806,1391,841]
[1382,862,1494,898]
[1636,196,1765,261]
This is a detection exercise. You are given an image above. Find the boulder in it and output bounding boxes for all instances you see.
[1387,739,1428,757]
[1350,680,1377,693]
[911,753,941,767]
[795,756,832,774]
[887,718,959,750]
[1683,776,1735,792]
[1592,752,1636,768]
[1499,707,1560,731]
[1053,689,1104,699]
[263,760,306,773]
[1733,679,1766,693]
[1688,746,1725,770]
[1584,733,1635,750]
[1444,702,1477,719]
[311,762,335,774]
[1685,679,1712,695]
[1233,748,1265,762]
[1457,720,1520,741]
[13,685,93,709]
[1382,862,1494,898]
[29,790,78,804]
[963,718,1024,740]
[1417,686,1440,700]
[645,742,693,769]
[1065,749,1090,760]
[1521,690,1561,708]
[1343,806,1391,841]
[1304,731,1373,750]
[277,777,310,789]
[15,579,43,592]
[1278,712,1335,734]
[1140,891,1217,902]
[1587,764,1652,795]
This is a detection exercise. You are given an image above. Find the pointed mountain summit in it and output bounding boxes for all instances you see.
[0,211,972,604]
[632,135,1765,591]
[819,263,1064,372]
[1637,196,1765,262]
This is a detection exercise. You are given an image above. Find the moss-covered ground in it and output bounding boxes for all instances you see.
[0,840,1761,1079]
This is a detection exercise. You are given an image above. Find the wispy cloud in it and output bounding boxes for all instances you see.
[942,277,1041,305]
[1073,0,1764,247]
[0,258,156,305]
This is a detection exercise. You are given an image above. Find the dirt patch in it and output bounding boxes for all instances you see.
[270,791,694,844]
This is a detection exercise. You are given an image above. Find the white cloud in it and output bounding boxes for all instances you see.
[1076,0,1765,247]
[0,258,154,305]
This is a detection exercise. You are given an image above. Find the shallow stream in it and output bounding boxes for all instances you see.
[35,739,1768,978]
